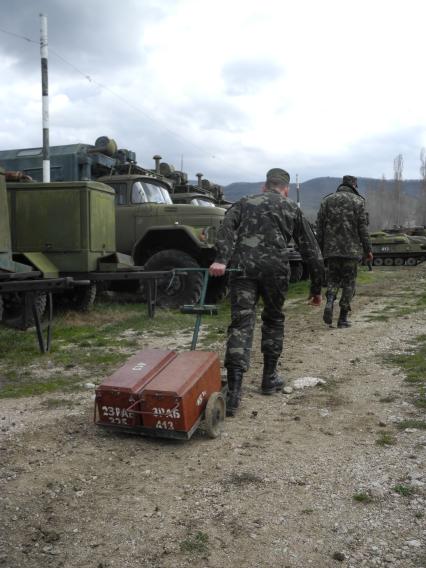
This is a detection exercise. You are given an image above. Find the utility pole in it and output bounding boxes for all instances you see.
[296,173,300,207]
[40,14,50,182]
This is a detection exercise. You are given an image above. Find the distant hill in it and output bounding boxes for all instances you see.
[224,177,424,219]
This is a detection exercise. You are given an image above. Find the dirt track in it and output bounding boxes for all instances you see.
[1,266,425,568]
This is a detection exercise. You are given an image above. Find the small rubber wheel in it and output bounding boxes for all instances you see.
[204,392,225,438]
[384,258,394,266]
[373,258,384,266]
[406,257,417,266]
[394,258,404,266]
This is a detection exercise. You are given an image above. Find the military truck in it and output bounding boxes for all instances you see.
[0,138,226,307]
[369,231,426,266]
[152,159,232,208]
[0,168,85,349]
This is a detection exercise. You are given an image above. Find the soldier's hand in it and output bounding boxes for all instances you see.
[308,294,322,306]
[209,262,226,277]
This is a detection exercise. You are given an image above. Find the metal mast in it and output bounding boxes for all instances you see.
[40,14,50,182]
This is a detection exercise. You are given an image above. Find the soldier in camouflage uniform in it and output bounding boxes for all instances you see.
[209,168,324,417]
[316,175,373,328]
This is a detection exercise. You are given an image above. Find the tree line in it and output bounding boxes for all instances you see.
[365,150,426,231]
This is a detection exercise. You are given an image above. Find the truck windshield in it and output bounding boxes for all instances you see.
[194,199,215,207]
[143,182,173,204]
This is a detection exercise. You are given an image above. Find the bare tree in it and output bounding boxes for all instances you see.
[393,153,404,226]
[418,148,426,226]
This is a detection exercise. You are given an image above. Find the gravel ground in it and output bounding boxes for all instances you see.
[0,266,425,568]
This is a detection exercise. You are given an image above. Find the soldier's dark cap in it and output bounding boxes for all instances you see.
[266,168,290,185]
[343,175,358,187]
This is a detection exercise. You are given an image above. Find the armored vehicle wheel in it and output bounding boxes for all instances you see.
[289,262,303,283]
[144,250,203,308]
[0,295,3,322]
[204,392,225,438]
[406,257,417,266]
[394,258,404,266]
[373,258,384,266]
[2,291,47,330]
[384,258,394,266]
[63,282,97,312]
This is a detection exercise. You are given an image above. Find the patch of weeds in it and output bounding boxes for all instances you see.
[376,432,397,446]
[379,395,398,403]
[414,386,426,409]
[318,378,338,392]
[353,492,373,503]
[0,375,83,399]
[180,531,209,555]
[396,420,426,430]
[223,472,264,487]
[41,398,76,409]
[389,336,426,387]
[392,484,414,497]
[287,280,310,300]
[301,508,314,514]
[415,511,424,519]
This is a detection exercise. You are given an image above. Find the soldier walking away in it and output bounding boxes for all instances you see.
[209,168,324,417]
[316,175,373,329]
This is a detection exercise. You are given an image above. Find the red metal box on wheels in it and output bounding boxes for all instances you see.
[95,349,224,439]
[95,349,177,429]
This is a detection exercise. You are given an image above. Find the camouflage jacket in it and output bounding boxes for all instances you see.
[214,190,324,292]
[316,183,372,259]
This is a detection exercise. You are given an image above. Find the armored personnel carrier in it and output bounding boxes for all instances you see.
[369,231,426,266]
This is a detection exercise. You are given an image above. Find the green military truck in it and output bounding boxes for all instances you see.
[0,168,83,346]
[0,138,226,307]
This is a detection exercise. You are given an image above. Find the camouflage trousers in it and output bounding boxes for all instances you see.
[224,268,290,372]
[325,258,358,311]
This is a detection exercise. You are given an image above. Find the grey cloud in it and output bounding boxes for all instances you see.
[222,59,284,96]
[0,0,171,76]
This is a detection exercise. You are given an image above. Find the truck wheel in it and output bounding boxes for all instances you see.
[2,291,47,330]
[144,250,203,308]
[289,262,303,283]
[62,282,97,312]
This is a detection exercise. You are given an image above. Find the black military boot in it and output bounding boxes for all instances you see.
[337,308,351,328]
[261,356,284,395]
[323,292,335,325]
[226,367,244,417]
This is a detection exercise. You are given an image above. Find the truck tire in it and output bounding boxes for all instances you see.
[66,282,97,312]
[2,291,47,330]
[144,250,203,308]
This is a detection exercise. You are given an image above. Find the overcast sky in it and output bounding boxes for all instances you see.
[1,0,425,185]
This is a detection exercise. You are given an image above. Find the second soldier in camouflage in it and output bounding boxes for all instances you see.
[316,175,373,328]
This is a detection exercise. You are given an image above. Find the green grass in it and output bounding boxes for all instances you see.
[389,337,426,387]
[0,300,196,399]
[392,484,414,497]
[353,492,373,503]
[180,531,209,555]
[396,420,426,430]
[376,432,397,446]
